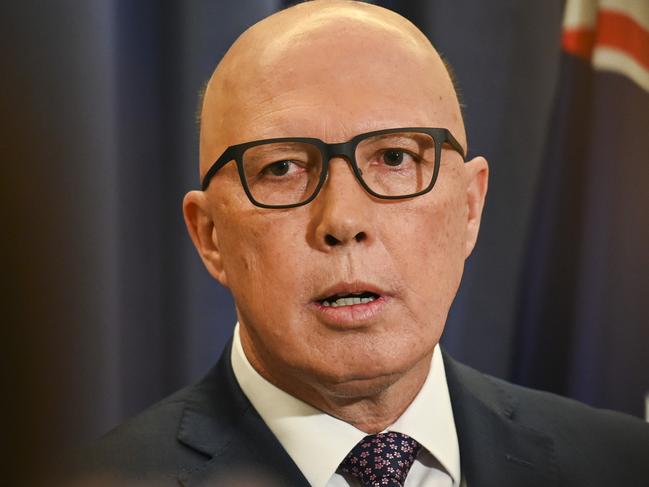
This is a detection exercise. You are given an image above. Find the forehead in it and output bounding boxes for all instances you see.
[201,9,462,165]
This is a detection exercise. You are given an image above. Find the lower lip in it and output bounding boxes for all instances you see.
[312,296,389,327]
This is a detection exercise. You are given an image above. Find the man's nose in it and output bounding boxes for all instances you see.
[311,157,373,249]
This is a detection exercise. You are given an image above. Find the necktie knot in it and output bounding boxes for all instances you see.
[339,431,422,487]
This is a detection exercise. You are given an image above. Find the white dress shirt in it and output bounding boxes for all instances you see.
[231,323,462,487]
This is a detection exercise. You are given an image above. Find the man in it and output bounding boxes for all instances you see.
[81,1,649,486]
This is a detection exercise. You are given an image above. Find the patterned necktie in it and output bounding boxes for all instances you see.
[339,431,422,487]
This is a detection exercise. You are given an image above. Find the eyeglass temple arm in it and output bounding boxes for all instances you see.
[444,130,466,161]
[201,147,235,191]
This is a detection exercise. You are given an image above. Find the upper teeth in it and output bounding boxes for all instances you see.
[322,295,377,307]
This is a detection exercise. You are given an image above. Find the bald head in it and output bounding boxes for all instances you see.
[199,0,465,178]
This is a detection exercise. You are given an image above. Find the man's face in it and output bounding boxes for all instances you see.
[187,13,487,402]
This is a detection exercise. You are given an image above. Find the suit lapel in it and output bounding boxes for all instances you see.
[443,352,558,487]
[176,342,310,487]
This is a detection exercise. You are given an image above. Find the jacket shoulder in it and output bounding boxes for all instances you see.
[72,384,211,484]
[452,359,649,482]
[487,372,649,445]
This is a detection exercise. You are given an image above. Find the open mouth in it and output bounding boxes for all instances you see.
[319,291,380,308]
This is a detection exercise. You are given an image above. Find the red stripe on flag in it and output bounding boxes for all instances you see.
[562,28,597,60]
[597,10,649,70]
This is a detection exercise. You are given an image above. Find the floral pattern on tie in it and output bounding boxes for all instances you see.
[339,431,422,486]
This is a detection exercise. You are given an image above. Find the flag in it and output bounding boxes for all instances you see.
[513,0,649,417]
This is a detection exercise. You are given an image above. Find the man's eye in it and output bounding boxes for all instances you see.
[262,160,297,176]
[380,149,419,167]
[382,150,404,166]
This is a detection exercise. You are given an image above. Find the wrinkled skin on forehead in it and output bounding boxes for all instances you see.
[184,0,488,433]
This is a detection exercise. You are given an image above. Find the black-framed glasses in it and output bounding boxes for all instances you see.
[201,127,465,209]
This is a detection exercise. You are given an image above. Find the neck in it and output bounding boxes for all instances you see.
[241,331,433,434]
[313,355,432,433]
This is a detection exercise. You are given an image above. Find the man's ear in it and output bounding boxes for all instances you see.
[463,156,489,259]
[183,190,229,287]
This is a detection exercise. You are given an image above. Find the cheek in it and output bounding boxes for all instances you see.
[426,170,468,260]
[217,210,311,312]
[387,183,467,314]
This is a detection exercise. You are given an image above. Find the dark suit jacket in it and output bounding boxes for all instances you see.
[79,343,649,486]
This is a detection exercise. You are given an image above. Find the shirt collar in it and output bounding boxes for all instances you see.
[230,323,461,487]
